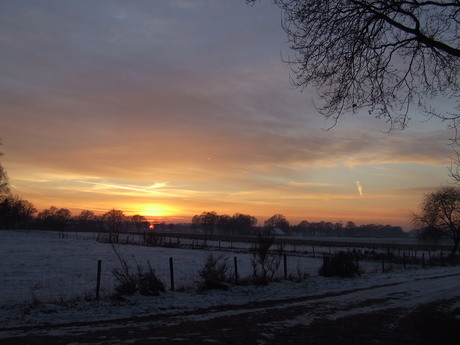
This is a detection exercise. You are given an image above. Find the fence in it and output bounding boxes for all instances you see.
[3,250,454,307]
[1,230,456,306]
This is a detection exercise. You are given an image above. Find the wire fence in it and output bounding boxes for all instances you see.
[1,230,456,306]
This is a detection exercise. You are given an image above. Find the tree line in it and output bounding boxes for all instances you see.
[2,157,460,257]
[190,211,405,238]
[0,201,151,234]
[0,154,151,232]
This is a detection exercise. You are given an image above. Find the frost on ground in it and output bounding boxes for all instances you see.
[1,229,459,330]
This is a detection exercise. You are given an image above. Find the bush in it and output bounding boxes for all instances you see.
[287,261,309,283]
[198,254,232,290]
[137,263,165,296]
[250,231,283,285]
[318,252,359,278]
[112,246,165,297]
[112,268,138,296]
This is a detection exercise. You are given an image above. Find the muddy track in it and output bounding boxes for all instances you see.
[2,272,460,344]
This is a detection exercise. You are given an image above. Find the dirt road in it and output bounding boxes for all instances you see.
[2,272,460,344]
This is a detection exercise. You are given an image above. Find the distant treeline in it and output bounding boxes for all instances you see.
[188,211,405,238]
[292,220,405,238]
[0,200,406,239]
[0,200,151,233]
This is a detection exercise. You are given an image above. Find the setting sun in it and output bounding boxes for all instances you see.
[133,204,180,220]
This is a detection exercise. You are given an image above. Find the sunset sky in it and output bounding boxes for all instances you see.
[1,1,455,229]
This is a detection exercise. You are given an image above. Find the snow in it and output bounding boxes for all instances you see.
[1,229,460,330]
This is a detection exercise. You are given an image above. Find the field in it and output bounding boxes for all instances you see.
[1,230,441,308]
[1,229,460,344]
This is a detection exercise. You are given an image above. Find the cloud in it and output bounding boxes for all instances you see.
[356,181,364,197]
[77,181,175,197]
[0,1,453,227]
[170,1,204,9]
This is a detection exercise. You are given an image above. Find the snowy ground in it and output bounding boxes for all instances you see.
[1,229,459,330]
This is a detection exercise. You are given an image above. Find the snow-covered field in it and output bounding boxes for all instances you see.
[0,230,325,304]
[1,229,459,329]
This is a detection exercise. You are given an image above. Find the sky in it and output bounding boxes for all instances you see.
[0,0,455,229]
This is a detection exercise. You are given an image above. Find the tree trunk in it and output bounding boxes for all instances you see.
[450,239,459,259]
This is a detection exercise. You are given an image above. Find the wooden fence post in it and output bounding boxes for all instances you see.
[96,260,102,300]
[169,257,175,291]
[234,256,238,285]
[283,254,287,279]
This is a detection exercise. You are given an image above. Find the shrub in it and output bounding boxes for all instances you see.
[198,253,232,290]
[287,261,309,283]
[137,263,165,296]
[318,252,359,278]
[112,246,165,297]
[250,231,283,285]
[112,268,138,296]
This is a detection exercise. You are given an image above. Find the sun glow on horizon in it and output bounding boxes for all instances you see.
[132,204,180,219]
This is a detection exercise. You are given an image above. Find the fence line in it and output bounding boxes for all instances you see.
[3,248,454,307]
[2,230,457,306]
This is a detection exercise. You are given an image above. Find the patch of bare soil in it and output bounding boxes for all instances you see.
[4,299,459,345]
[274,299,460,345]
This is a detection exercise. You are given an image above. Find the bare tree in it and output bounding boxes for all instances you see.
[0,195,36,229]
[232,213,258,235]
[251,230,284,284]
[0,164,9,199]
[413,186,460,257]
[131,214,148,231]
[103,209,125,242]
[37,206,71,233]
[448,145,460,182]
[264,213,290,234]
[191,211,219,238]
[78,209,98,232]
[248,1,459,133]
[0,140,10,199]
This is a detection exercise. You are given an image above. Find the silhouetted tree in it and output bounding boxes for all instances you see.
[77,210,98,232]
[295,219,404,238]
[447,147,460,183]
[102,209,125,242]
[131,214,148,231]
[217,214,233,235]
[251,230,283,284]
[0,164,9,199]
[0,141,10,199]
[413,186,460,257]
[232,213,258,235]
[417,225,445,245]
[0,195,36,229]
[192,211,219,237]
[37,206,71,232]
[248,0,459,134]
[264,214,290,234]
